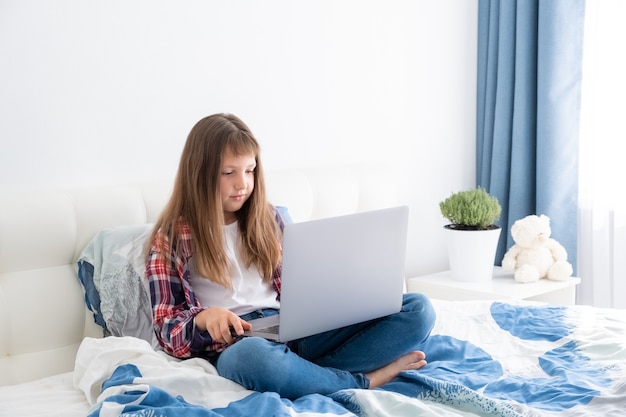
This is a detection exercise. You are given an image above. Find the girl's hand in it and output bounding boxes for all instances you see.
[194,306,251,345]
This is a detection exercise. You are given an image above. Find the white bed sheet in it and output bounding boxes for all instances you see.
[0,372,90,417]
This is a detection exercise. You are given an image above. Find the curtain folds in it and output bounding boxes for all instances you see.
[476,0,585,271]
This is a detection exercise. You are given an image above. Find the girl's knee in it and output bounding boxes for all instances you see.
[402,292,436,338]
[218,337,270,371]
[216,337,289,390]
[403,292,434,315]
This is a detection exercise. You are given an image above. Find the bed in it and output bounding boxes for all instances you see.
[1,165,625,417]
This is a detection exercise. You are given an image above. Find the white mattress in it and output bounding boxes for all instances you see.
[0,372,90,417]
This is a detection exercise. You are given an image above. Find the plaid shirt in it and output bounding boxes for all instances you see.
[147,208,284,361]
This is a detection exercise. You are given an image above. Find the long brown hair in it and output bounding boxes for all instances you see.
[149,113,282,288]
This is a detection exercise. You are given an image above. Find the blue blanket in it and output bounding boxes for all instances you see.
[74,299,626,417]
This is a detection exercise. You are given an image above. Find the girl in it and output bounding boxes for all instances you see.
[146,113,436,399]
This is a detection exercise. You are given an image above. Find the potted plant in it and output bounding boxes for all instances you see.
[439,187,502,282]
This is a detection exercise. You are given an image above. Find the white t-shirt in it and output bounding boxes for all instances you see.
[189,221,280,315]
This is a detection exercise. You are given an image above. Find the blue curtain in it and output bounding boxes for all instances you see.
[476,0,585,271]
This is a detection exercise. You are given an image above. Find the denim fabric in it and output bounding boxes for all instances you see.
[216,293,435,399]
[238,308,280,321]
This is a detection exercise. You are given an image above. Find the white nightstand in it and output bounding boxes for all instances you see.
[406,267,581,305]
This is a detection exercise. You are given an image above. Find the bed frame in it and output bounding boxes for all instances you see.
[0,164,398,387]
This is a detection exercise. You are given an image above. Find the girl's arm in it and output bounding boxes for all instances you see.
[146,230,227,360]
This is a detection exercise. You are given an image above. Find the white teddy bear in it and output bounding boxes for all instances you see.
[501,214,573,283]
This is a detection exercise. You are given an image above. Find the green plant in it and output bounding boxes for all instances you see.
[439,187,502,230]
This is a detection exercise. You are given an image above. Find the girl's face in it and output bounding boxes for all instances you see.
[219,148,256,224]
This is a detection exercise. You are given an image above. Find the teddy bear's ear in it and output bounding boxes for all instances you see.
[539,214,551,223]
[511,219,521,235]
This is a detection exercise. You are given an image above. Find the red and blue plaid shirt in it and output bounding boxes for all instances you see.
[146,208,284,361]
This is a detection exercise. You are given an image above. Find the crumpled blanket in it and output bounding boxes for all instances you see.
[77,224,156,347]
[74,299,626,417]
[73,336,486,417]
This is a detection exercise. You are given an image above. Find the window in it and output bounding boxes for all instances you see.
[578,0,626,308]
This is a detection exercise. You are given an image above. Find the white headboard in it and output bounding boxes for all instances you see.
[0,164,397,386]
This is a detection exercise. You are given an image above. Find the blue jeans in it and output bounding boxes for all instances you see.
[216,292,435,399]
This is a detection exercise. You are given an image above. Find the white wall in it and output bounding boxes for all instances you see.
[0,0,477,277]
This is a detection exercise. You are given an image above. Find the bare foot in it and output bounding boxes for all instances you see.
[365,351,427,389]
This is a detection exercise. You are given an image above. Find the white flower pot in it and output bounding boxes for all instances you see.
[444,226,502,282]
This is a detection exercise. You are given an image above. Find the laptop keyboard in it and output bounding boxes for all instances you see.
[260,325,280,334]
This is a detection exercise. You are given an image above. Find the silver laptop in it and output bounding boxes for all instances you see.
[244,205,409,342]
